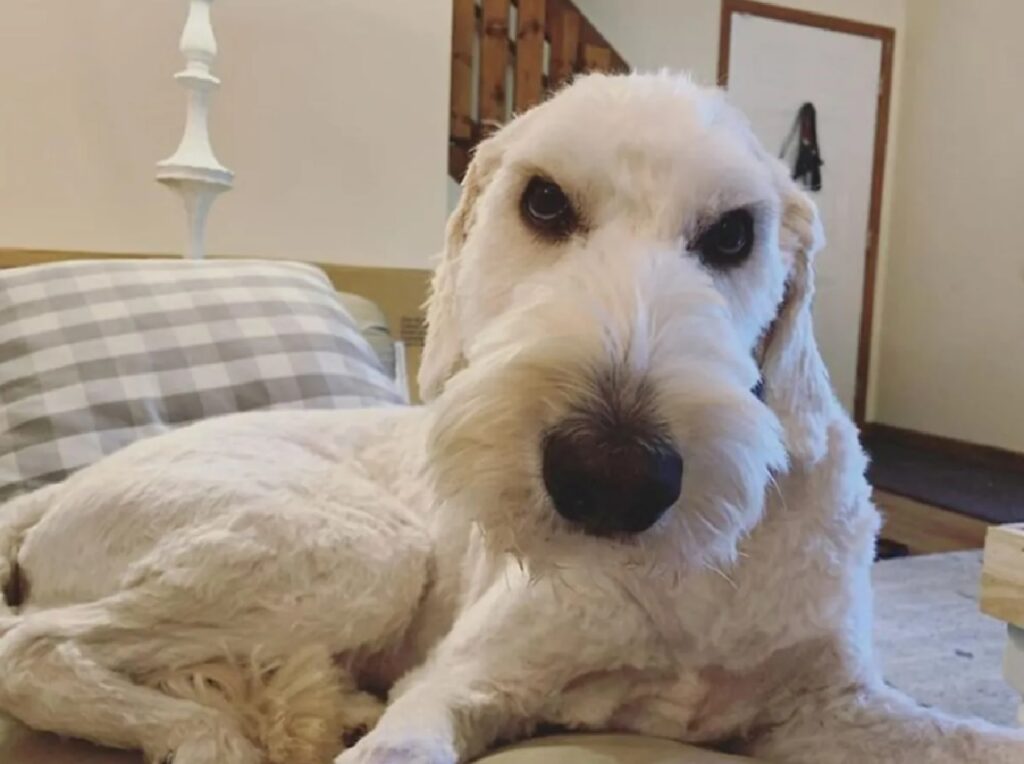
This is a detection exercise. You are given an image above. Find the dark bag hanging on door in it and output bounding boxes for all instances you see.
[780,102,824,191]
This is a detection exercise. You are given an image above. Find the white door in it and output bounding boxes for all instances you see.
[726,13,882,413]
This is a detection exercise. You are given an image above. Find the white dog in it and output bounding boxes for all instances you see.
[1,73,1021,764]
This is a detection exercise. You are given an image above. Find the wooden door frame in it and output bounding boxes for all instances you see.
[717,0,895,425]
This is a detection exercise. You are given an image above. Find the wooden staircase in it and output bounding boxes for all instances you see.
[449,0,628,181]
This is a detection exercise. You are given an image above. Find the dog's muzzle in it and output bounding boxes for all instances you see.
[542,421,683,537]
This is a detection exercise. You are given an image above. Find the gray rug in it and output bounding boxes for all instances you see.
[874,550,1017,725]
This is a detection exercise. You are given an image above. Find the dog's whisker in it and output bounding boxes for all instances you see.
[767,472,789,513]
[707,563,739,590]
[694,512,726,537]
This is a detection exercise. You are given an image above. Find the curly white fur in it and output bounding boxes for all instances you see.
[0,72,1021,764]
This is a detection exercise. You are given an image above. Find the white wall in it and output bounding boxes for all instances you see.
[575,0,906,424]
[0,0,451,268]
[874,0,1024,452]
[576,0,903,86]
[450,0,906,221]
[577,0,1023,452]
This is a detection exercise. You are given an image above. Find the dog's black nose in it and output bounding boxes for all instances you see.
[542,425,683,536]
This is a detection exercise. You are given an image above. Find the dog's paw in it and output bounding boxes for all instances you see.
[338,689,385,747]
[334,731,457,764]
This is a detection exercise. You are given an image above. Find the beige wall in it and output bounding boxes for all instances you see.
[874,0,1024,452]
[0,0,451,269]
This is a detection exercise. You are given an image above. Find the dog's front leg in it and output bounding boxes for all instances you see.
[749,680,1024,764]
[337,567,641,764]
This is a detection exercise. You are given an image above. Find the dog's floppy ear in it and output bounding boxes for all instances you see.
[418,140,502,401]
[760,183,837,465]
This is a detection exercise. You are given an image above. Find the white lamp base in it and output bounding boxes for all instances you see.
[157,0,233,260]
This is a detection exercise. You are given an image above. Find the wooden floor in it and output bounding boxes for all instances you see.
[875,489,990,556]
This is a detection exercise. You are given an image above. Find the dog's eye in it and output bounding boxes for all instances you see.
[521,177,576,237]
[692,209,755,269]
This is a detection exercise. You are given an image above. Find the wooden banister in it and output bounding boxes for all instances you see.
[450,0,476,143]
[448,0,628,181]
[515,0,546,112]
[479,0,511,134]
[547,0,581,88]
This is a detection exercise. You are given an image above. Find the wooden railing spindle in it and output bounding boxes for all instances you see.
[479,0,511,135]
[548,0,581,89]
[514,0,546,113]
[450,0,476,143]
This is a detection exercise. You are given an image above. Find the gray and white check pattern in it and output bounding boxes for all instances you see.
[0,259,402,501]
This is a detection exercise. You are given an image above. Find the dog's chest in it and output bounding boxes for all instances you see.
[545,666,756,742]
[541,595,820,744]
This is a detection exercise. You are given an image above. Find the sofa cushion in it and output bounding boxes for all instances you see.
[0,259,401,501]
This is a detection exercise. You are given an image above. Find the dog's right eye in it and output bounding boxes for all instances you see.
[521,177,577,238]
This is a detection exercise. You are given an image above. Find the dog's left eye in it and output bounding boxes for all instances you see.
[521,177,577,238]
[691,209,755,269]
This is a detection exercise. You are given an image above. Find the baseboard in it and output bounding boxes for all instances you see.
[864,423,1024,474]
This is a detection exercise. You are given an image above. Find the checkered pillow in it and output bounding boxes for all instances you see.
[0,259,402,501]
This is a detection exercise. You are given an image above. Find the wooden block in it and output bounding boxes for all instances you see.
[514,0,546,113]
[449,0,476,142]
[479,0,511,131]
[981,524,1024,627]
[1006,626,1024,724]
